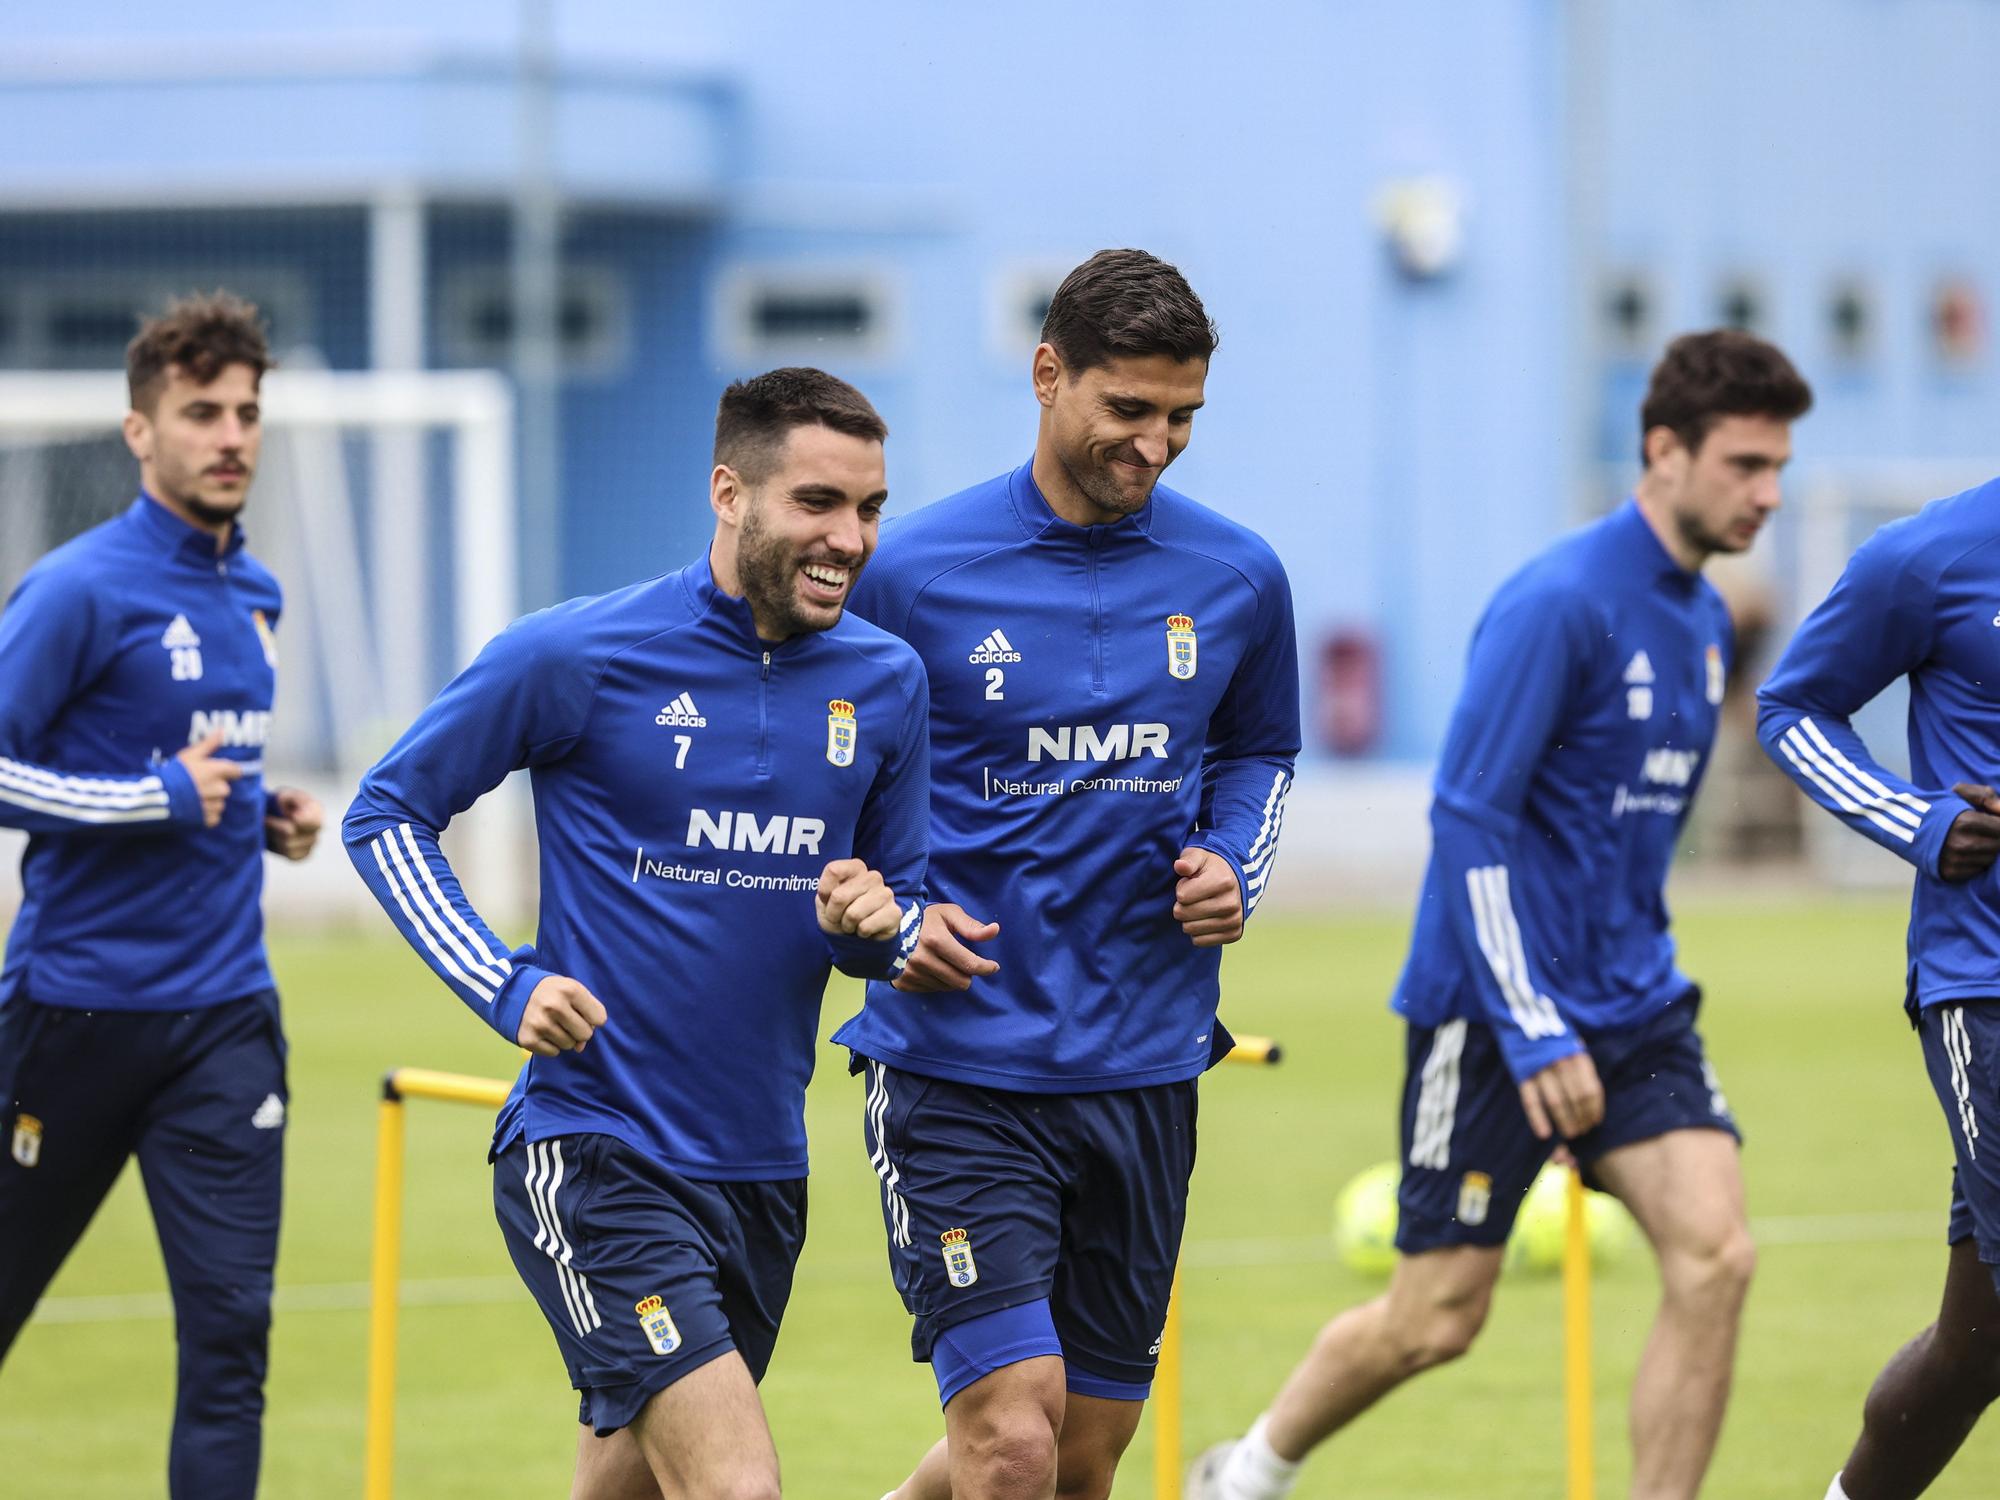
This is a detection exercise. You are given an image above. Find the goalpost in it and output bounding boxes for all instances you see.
[0,368,530,923]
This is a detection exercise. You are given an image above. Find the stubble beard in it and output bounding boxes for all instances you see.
[1060,443,1152,522]
[737,502,834,639]
[156,457,250,531]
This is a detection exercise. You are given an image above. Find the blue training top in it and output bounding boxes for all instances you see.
[1392,500,1734,1083]
[0,494,281,1010]
[345,552,929,1180]
[1757,478,2000,1011]
[832,460,1301,1092]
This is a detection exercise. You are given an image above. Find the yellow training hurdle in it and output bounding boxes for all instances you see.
[364,1066,513,1500]
[362,1037,1592,1500]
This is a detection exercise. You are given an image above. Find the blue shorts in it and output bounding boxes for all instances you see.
[491,1133,805,1435]
[1397,988,1738,1252]
[856,1059,1196,1403]
[1918,1001,2000,1296]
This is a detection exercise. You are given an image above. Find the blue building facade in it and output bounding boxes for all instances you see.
[2,1,1996,763]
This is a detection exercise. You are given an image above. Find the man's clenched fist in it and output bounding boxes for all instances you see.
[1172,846,1244,947]
[517,975,608,1057]
[816,858,901,941]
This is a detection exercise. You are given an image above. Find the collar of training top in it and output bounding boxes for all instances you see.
[130,491,249,564]
[1614,496,1703,590]
[682,546,822,656]
[1007,458,1160,544]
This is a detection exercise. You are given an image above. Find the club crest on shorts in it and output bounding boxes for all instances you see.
[1705,643,1725,706]
[826,698,857,767]
[635,1295,682,1356]
[1166,614,1198,680]
[940,1227,978,1287]
[1457,1170,1492,1227]
[11,1113,42,1169]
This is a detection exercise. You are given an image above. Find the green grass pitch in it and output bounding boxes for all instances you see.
[3,894,1996,1497]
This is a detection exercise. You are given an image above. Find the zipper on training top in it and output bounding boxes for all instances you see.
[1087,531,1106,695]
[757,650,772,776]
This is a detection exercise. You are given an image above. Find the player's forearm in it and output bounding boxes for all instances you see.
[344,799,533,1039]
[0,752,203,834]
[1190,757,1294,921]
[1756,699,1951,874]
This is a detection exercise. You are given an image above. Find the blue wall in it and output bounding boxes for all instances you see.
[7,1,2000,761]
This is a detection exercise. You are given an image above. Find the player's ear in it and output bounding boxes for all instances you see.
[121,407,152,464]
[1642,424,1683,474]
[1031,343,1063,409]
[710,463,744,524]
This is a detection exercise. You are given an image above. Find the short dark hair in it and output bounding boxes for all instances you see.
[713,367,888,483]
[1040,249,1218,374]
[126,290,272,413]
[1639,329,1812,466]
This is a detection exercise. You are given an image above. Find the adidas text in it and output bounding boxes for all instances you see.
[967,629,1022,664]
[655,692,708,728]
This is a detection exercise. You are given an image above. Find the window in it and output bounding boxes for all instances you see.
[3,272,311,372]
[1600,272,1655,360]
[988,265,1069,363]
[1826,278,1875,364]
[438,264,629,377]
[1715,276,1767,336]
[716,267,896,364]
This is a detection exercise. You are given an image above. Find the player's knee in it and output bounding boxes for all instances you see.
[1379,1285,1490,1372]
[959,1411,1058,1498]
[1661,1223,1756,1305]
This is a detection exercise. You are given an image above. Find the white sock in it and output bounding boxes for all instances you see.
[1218,1413,1303,1500]
[1824,1477,1852,1500]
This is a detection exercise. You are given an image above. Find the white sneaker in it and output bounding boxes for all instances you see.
[1185,1441,1236,1499]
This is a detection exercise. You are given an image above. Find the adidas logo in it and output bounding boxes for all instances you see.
[250,1093,286,1130]
[967,629,1022,665]
[1622,650,1655,686]
[654,692,708,728]
[160,614,202,650]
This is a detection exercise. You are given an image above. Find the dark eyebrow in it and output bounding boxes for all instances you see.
[1101,391,1206,414]
[789,483,889,506]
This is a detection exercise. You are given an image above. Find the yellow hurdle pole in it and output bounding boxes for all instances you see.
[1150,1035,1281,1497]
[363,1087,407,1500]
[1153,1269,1183,1500]
[1563,1165,1595,1500]
[385,1067,515,1109]
[1224,1034,1283,1066]
[363,1067,516,1500]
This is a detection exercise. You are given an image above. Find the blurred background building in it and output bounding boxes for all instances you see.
[3,0,1993,907]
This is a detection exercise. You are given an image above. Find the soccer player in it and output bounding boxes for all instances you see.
[344,368,927,1500]
[0,292,323,1499]
[1188,330,1814,1500]
[839,249,1301,1500]
[1757,481,2000,1500]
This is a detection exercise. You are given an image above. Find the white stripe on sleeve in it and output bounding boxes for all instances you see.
[396,823,513,976]
[370,837,497,1002]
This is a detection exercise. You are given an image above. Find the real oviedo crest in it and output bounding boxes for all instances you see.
[1166,614,1197,680]
[635,1295,682,1356]
[940,1227,979,1287]
[826,698,857,767]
